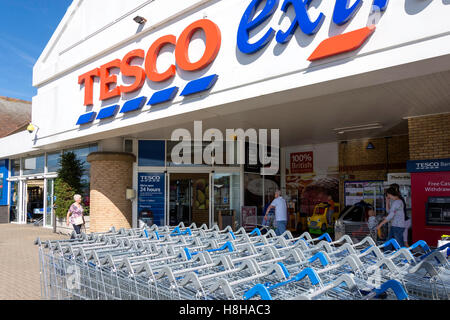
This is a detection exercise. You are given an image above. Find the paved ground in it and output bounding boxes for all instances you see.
[0,224,67,300]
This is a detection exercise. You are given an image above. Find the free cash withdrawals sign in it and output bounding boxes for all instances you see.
[138,173,165,226]
[290,152,314,174]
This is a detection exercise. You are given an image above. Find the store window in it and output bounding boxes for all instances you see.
[166,141,208,167]
[46,152,61,173]
[138,140,165,167]
[64,144,98,210]
[166,140,241,167]
[22,155,45,175]
[11,159,20,176]
[244,173,264,221]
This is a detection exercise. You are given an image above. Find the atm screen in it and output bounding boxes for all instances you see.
[426,197,450,226]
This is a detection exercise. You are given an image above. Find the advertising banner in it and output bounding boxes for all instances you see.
[290,152,314,174]
[411,172,450,245]
[0,173,3,200]
[0,160,8,206]
[138,173,165,227]
[407,158,450,173]
[285,143,339,217]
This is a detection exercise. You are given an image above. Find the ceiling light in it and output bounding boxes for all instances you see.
[333,123,383,134]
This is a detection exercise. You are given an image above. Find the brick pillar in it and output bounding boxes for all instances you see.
[408,113,450,160]
[87,152,136,233]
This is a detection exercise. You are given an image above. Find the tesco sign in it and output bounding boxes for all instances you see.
[78,19,221,106]
[237,0,388,60]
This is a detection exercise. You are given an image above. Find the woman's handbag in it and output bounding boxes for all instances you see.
[73,216,84,226]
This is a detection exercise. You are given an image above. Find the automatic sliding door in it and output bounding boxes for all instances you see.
[9,181,19,223]
[169,173,210,227]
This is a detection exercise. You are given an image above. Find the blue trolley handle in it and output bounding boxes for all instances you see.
[373,280,408,300]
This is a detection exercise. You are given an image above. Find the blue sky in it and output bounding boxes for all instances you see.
[0,0,72,101]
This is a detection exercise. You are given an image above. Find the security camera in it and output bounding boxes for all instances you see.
[133,16,147,24]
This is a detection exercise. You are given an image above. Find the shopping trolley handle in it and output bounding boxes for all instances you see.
[337,243,357,255]
[331,234,353,246]
[292,238,309,250]
[408,240,431,253]
[275,236,289,248]
[316,233,332,243]
[243,284,273,300]
[379,239,401,251]
[207,241,235,253]
[367,257,399,275]
[266,267,321,292]
[330,274,358,291]
[298,232,313,242]
[281,230,294,240]
[209,278,236,300]
[265,229,277,238]
[313,240,333,253]
[389,248,416,265]
[409,261,439,277]
[261,263,290,282]
[308,252,331,267]
[354,236,376,249]
[421,251,448,267]
[249,228,262,236]
[373,280,408,300]
[283,248,306,263]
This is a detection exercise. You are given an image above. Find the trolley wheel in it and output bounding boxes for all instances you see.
[321,224,327,233]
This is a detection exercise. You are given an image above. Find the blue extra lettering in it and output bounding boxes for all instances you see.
[276,0,325,44]
[333,0,363,25]
[237,0,280,54]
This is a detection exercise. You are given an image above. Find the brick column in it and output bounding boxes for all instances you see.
[87,152,136,233]
[408,113,450,160]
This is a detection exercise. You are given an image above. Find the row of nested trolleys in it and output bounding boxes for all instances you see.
[36,223,450,300]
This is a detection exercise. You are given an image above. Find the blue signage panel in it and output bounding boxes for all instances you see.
[138,140,165,167]
[0,160,9,206]
[138,172,165,226]
[407,158,450,173]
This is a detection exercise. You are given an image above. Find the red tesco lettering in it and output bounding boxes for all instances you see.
[78,19,221,106]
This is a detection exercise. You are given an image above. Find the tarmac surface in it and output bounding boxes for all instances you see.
[0,224,67,300]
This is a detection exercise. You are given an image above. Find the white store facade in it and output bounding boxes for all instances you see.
[1,0,450,235]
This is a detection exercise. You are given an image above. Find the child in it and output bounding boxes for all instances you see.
[326,195,335,225]
[367,209,377,241]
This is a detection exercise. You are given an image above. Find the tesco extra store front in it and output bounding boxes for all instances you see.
[1,0,450,245]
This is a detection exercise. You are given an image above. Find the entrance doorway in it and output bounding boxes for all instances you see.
[25,180,45,224]
[169,173,210,226]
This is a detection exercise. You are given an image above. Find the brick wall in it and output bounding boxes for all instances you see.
[408,113,450,160]
[87,152,136,233]
[338,135,410,204]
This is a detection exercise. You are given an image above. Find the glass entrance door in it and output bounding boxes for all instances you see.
[169,173,210,227]
[44,179,54,228]
[213,173,241,230]
[9,181,20,223]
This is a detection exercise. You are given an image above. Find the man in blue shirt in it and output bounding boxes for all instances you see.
[264,190,288,236]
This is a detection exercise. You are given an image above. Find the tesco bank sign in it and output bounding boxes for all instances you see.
[76,0,388,125]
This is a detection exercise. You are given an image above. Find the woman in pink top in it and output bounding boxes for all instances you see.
[66,194,85,236]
